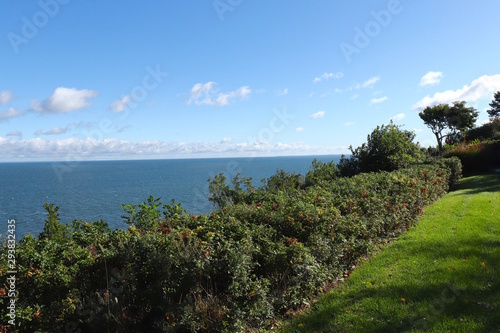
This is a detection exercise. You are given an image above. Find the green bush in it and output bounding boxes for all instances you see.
[304,158,339,187]
[349,121,422,173]
[441,157,463,188]
[0,161,453,332]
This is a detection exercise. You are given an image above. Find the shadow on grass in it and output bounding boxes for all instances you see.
[292,237,500,333]
[452,173,500,195]
[285,173,500,333]
[298,281,499,333]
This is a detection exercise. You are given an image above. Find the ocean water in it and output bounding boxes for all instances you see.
[0,155,341,238]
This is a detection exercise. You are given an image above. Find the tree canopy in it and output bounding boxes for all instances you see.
[487,91,500,119]
[419,101,478,151]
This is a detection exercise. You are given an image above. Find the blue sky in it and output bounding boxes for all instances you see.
[1,0,500,161]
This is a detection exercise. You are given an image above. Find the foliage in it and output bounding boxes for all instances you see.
[38,203,70,243]
[304,159,340,187]
[348,121,421,173]
[337,154,360,177]
[207,173,254,209]
[121,195,163,229]
[0,160,457,332]
[467,118,500,141]
[283,173,500,333]
[441,156,463,188]
[265,169,304,194]
[444,139,500,175]
[419,101,479,151]
[487,90,500,119]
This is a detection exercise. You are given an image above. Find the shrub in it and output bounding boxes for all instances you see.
[443,139,500,175]
[337,154,360,177]
[304,158,339,187]
[442,157,463,188]
[0,162,453,332]
[349,121,421,173]
[208,173,255,209]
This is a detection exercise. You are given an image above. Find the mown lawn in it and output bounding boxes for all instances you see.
[281,173,500,333]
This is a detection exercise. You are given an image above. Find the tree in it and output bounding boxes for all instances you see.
[419,101,478,151]
[349,121,421,173]
[487,91,500,119]
[466,118,500,141]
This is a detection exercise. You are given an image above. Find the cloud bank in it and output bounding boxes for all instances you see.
[0,137,346,161]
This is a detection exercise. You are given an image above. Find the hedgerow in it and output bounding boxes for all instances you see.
[443,139,500,175]
[0,162,454,332]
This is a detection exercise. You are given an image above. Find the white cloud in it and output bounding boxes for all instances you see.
[42,123,74,135]
[370,96,388,104]
[419,71,444,86]
[391,113,406,121]
[295,127,304,132]
[221,137,232,143]
[109,95,132,112]
[356,76,380,89]
[188,82,216,104]
[413,74,500,111]
[6,131,22,137]
[31,87,98,114]
[187,82,251,106]
[0,91,13,105]
[343,121,355,127]
[313,72,343,83]
[0,137,348,161]
[34,122,91,136]
[413,128,423,133]
[0,107,26,121]
[277,88,288,96]
[310,111,326,119]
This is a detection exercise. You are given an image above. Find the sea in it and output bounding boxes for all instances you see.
[0,155,341,238]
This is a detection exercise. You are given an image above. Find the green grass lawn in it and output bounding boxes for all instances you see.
[281,173,500,333]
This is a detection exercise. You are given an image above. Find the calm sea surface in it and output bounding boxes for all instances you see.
[0,155,341,238]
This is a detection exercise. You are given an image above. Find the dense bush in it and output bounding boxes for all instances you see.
[421,156,462,189]
[443,139,500,175]
[339,122,421,176]
[442,157,463,188]
[0,161,453,332]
